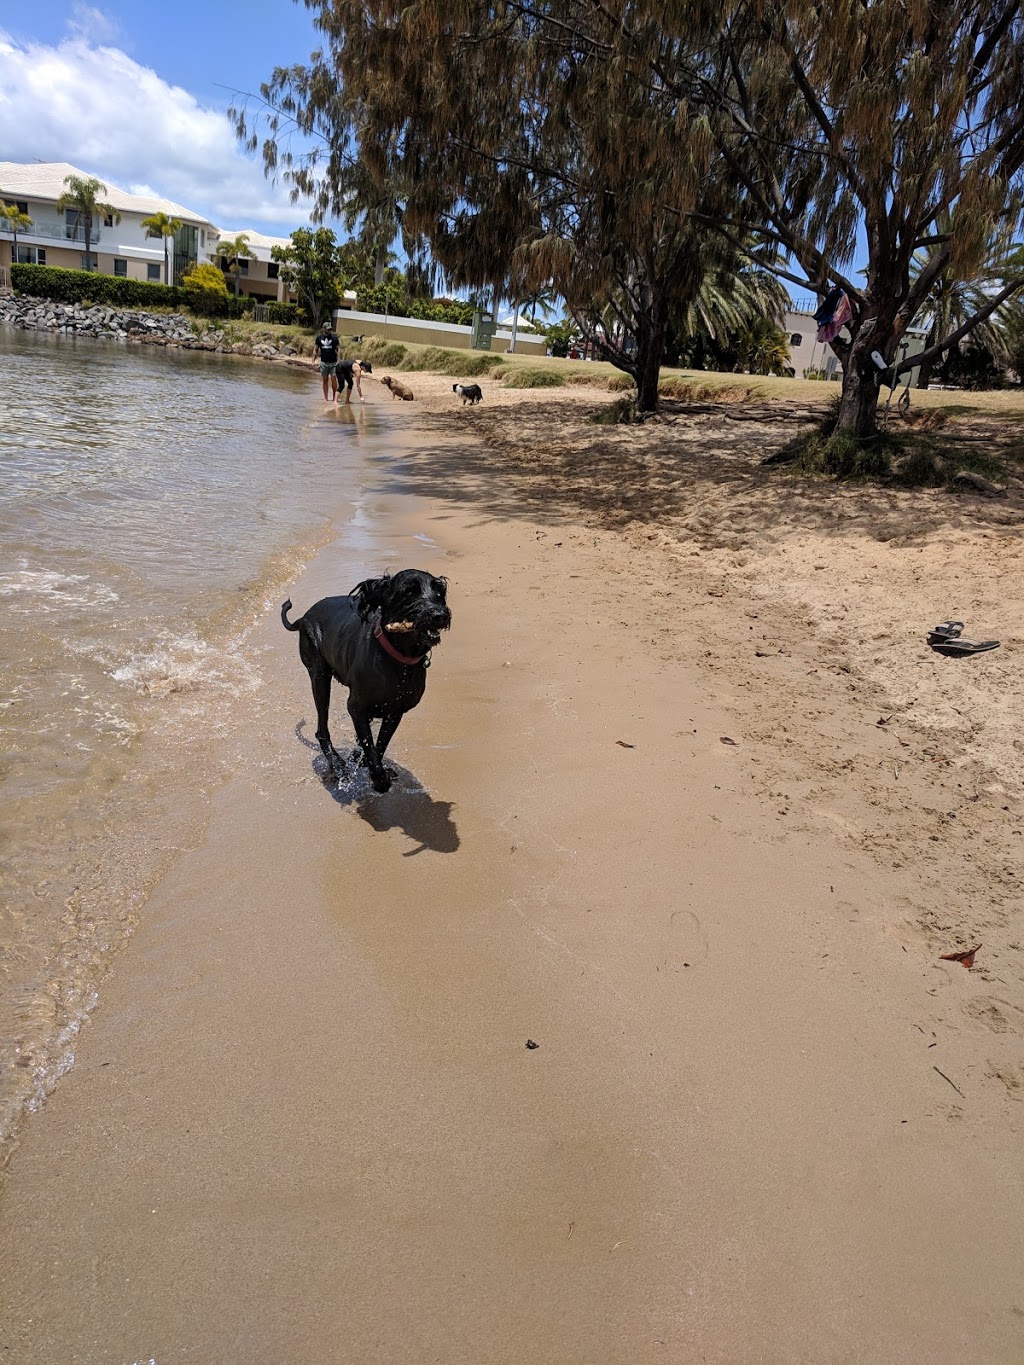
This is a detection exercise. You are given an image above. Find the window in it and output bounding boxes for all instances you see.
[103,213,114,227]
[238,258,249,275]
[113,258,128,277]
[790,333,802,346]
[267,261,280,280]
[147,263,161,281]
[15,246,44,264]
[14,201,29,215]
[81,254,97,271]
[65,209,80,233]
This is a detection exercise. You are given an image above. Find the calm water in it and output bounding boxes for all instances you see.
[0,329,384,1162]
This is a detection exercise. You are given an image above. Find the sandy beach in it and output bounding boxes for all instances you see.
[2,376,1023,1362]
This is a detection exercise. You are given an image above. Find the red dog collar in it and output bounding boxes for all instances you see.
[373,624,424,666]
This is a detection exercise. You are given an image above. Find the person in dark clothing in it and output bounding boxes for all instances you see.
[336,357,368,405]
[312,321,340,402]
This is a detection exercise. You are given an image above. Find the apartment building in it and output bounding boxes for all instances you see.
[0,161,219,283]
[214,228,296,302]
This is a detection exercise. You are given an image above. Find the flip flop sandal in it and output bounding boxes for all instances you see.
[929,637,1000,655]
[927,620,964,643]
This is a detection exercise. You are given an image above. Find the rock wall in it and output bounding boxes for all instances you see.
[0,294,304,361]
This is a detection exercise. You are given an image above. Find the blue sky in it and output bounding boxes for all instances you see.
[0,1,328,233]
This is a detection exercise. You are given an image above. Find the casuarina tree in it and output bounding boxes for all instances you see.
[692,0,1024,434]
[231,2,746,413]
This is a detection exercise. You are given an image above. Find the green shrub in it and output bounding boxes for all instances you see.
[500,367,565,388]
[181,262,228,297]
[262,301,299,325]
[11,263,250,317]
[606,373,637,392]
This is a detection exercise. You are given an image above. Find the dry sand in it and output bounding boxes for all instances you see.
[2,379,1024,1362]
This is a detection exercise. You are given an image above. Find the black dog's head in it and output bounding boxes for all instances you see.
[351,569,452,649]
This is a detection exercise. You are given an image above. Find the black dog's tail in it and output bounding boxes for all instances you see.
[281,599,303,631]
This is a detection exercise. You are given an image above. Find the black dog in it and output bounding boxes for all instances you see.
[453,382,483,405]
[282,569,451,792]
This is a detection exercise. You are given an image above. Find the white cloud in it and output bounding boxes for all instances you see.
[0,24,315,231]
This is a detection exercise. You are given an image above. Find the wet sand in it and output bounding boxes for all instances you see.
[2,396,1024,1362]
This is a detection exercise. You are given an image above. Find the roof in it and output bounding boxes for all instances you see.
[0,162,216,227]
[214,228,296,261]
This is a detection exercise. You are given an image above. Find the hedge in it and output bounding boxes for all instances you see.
[10,264,252,318]
[261,300,299,325]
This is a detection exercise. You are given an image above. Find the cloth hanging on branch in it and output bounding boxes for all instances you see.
[815,290,852,344]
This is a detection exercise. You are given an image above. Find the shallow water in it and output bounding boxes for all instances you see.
[0,328,385,1161]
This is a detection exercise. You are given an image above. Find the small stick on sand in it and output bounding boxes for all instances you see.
[933,1065,965,1099]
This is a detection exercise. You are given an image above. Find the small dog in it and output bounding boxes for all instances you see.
[453,382,483,405]
[381,376,414,401]
[282,569,451,792]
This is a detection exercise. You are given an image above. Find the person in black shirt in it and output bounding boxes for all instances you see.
[312,321,340,402]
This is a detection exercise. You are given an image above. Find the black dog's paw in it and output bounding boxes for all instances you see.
[370,768,393,793]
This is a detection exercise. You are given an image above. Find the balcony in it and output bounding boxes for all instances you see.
[0,221,103,245]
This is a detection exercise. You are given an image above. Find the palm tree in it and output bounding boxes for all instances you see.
[911,216,1021,388]
[215,234,252,296]
[141,211,183,286]
[55,176,120,272]
[525,283,558,325]
[735,317,792,376]
[1,202,33,265]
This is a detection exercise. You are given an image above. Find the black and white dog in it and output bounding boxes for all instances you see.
[282,569,451,792]
[453,382,483,405]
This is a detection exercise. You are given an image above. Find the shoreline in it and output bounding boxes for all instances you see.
[1,400,1023,1359]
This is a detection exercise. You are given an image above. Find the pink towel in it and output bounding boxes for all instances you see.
[817,291,852,343]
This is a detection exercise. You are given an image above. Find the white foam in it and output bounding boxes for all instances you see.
[0,567,120,612]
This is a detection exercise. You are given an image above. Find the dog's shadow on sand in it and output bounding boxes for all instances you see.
[295,721,459,855]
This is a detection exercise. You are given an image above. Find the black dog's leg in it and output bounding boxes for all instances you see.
[348,699,391,792]
[299,635,344,775]
[375,709,403,761]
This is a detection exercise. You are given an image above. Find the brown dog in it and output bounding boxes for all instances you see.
[381,376,414,401]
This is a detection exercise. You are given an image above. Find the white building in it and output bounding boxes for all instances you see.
[0,161,219,284]
[215,226,359,309]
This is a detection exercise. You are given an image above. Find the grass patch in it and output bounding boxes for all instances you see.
[396,345,505,376]
[589,396,637,424]
[772,393,1014,486]
[500,367,566,388]
[607,373,637,392]
[357,337,408,366]
[658,376,758,403]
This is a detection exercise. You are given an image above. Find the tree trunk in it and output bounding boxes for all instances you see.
[84,219,92,273]
[509,303,519,354]
[836,358,881,437]
[634,298,666,414]
[834,323,896,437]
[374,243,386,288]
[164,238,169,286]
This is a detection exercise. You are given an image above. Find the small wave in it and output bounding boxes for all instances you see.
[108,629,261,699]
[0,567,120,612]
